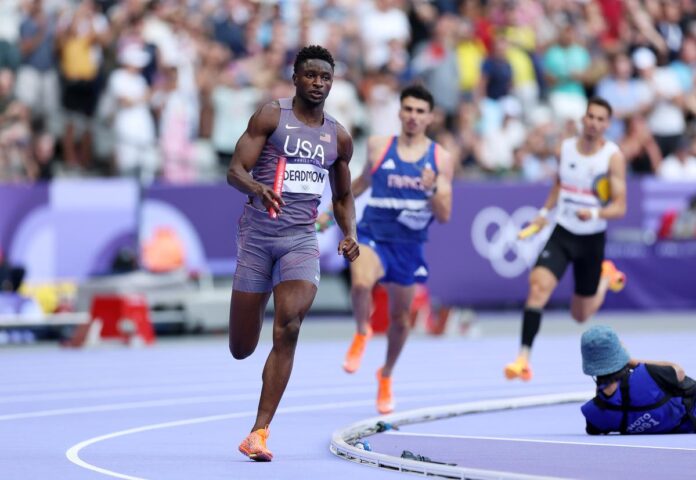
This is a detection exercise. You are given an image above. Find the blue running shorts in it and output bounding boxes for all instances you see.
[357,224,428,286]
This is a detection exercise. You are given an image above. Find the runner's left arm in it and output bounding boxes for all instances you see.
[428,145,454,223]
[330,124,359,261]
[598,151,627,220]
[577,151,626,222]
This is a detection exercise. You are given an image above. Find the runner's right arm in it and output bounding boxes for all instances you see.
[350,135,385,198]
[529,176,560,230]
[316,135,383,231]
[227,102,285,215]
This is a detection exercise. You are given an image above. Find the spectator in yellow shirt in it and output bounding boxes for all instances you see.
[455,20,485,98]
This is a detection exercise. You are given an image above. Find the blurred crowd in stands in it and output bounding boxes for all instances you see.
[0,0,695,185]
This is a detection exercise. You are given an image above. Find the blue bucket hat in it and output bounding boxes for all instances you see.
[581,325,630,376]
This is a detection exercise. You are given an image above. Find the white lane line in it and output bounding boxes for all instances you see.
[0,378,456,404]
[0,383,240,404]
[0,382,580,422]
[384,431,696,452]
[66,409,258,480]
[65,391,484,480]
[1,381,582,421]
[0,394,258,421]
[0,375,583,402]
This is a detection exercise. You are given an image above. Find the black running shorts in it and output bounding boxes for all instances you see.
[535,225,606,296]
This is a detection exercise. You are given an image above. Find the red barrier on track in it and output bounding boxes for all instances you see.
[369,284,434,335]
[65,295,155,347]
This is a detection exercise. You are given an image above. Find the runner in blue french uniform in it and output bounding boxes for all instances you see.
[319,84,454,414]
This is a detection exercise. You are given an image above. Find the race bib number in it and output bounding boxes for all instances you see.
[560,196,596,220]
[282,163,328,195]
[397,209,432,230]
[560,203,578,220]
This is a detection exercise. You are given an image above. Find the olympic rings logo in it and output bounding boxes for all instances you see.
[471,206,548,278]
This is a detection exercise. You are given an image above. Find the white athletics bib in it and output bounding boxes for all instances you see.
[397,209,433,230]
[282,163,328,195]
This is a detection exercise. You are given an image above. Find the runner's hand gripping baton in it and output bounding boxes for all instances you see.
[517,223,541,240]
[269,156,286,219]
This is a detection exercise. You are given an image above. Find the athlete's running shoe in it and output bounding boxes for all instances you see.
[602,260,626,293]
[504,356,533,381]
[343,326,372,374]
[238,426,273,462]
[376,368,394,414]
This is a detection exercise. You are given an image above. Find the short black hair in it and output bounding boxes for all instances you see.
[293,45,335,73]
[400,84,434,111]
[587,96,613,117]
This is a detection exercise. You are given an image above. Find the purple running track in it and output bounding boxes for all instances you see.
[1,314,695,479]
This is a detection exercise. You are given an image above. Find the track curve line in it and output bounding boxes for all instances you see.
[330,390,594,480]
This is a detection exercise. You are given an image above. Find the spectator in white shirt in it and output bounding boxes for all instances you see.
[658,136,696,181]
[633,47,686,157]
[107,45,158,183]
[480,97,527,173]
[360,0,410,70]
[596,52,651,142]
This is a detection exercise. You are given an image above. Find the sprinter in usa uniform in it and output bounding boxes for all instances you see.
[227,45,359,461]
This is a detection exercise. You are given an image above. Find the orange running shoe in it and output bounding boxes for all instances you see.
[602,260,626,293]
[343,326,372,374]
[504,357,533,381]
[238,426,273,462]
[376,368,394,414]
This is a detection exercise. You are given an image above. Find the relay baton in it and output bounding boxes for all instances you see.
[269,156,286,219]
[517,223,541,240]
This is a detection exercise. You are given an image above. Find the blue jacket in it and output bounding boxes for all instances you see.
[581,364,696,434]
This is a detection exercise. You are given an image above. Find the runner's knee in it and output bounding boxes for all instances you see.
[389,308,410,329]
[528,275,553,303]
[351,279,373,295]
[229,341,255,360]
[274,320,301,348]
[570,305,591,323]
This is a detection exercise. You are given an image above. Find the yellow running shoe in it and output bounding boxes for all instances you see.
[504,357,533,381]
[602,260,626,293]
[343,326,372,374]
[238,426,273,462]
[376,368,394,414]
